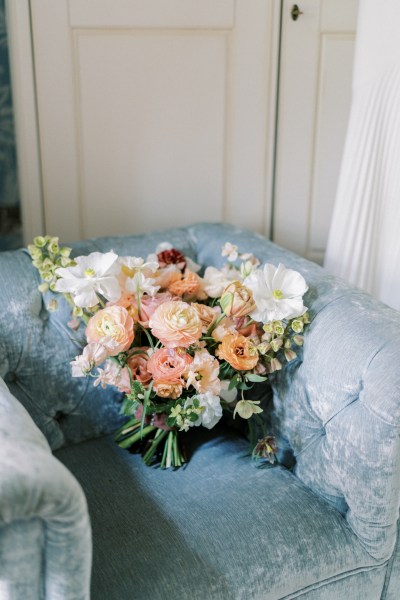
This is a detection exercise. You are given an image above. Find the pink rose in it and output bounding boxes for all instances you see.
[149,300,202,348]
[86,305,134,356]
[147,348,193,383]
[136,292,175,327]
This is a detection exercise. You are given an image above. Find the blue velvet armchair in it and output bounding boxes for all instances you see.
[1,223,399,599]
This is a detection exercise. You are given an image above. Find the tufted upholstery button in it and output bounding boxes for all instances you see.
[5,372,16,383]
[39,308,49,321]
[54,411,66,423]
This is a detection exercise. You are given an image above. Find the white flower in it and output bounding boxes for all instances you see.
[70,342,109,377]
[187,392,223,430]
[185,349,221,395]
[119,256,160,296]
[55,251,121,308]
[244,263,308,323]
[203,265,239,298]
[222,242,239,262]
[93,360,122,389]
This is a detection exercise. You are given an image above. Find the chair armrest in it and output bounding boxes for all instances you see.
[0,377,91,600]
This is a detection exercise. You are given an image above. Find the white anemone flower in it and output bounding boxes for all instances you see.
[55,251,121,308]
[244,263,308,323]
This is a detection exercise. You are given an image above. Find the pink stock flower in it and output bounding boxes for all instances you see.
[149,300,202,348]
[147,348,193,384]
[86,305,134,356]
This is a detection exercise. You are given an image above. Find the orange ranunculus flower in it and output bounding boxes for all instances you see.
[86,305,134,355]
[216,333,259,371]
[168,269,207,301]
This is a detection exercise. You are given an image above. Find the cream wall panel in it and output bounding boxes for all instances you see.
[69,0,235,29]
[76,31,227,238]
[274,0,359,263]
[29,0,278,242]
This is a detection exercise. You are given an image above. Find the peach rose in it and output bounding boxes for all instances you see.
[147,347,193,383]
[216,333,259,371]
[118,348,152,393]
[149,300,202,348]
[153,381,183,399]
[168,269,207,301]
[86,305,134,355]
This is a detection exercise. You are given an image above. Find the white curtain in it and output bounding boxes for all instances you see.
[324,0,400,311]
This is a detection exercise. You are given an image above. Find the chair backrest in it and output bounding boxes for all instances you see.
[1,222,399,561]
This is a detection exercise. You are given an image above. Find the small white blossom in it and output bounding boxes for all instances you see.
[203,265,239,298]
[221,242,239,262]
[93,360,122,389]
[71,343,109,377]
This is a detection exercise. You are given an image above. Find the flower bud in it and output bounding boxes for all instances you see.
[284,349,297,362]
[38,283,49,293]
[293,335,304,346]
[60,246,72,258]
[267,358,282,373]
[291,319,304,333]
[270,337,283,352]
[47,299,58,312]
[73,306,84,317]
[273,321,285,336]
[34,236,47,248]
[219,281,256,318]
[48,238,60,254]
[263,323,274,334]
[28,245,43,260]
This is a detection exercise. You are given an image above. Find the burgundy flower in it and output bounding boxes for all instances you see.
[157,248,186,272]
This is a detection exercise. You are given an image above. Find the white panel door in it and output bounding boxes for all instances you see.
[274,0,359,263]
[30,0,279,242]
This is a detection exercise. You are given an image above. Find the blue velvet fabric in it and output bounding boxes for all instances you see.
[55,429,387,600]
[0,222,399,598]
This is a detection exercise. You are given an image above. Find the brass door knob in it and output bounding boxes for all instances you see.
[291,4,304,21]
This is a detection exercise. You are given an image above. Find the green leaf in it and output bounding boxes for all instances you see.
[245,374,268,382]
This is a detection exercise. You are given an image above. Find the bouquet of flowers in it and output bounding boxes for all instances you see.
[28,236,309,469]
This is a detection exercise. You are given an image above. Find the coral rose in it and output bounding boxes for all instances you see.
[216,333,259,371]
[149,300,202,348]
[147,347,193,383]
[118,348,152,393]
[86,305,134,355]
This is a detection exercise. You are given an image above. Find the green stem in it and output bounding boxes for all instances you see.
[117,424,156,449]
[207,313,225,336]
[166,431,174,468]
[143,428,168,465]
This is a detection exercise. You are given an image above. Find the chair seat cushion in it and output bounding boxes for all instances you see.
[55,428,386,600]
